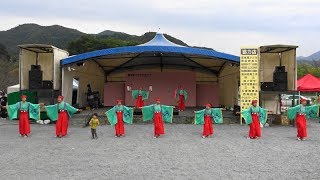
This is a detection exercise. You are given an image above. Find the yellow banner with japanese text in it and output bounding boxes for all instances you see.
[240,47,260,117]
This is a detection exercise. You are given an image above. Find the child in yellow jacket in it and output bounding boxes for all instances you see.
[89,113,100,139]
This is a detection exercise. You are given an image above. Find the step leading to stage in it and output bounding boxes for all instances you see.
[67,108,239,127]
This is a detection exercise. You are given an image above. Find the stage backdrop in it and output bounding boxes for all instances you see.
[122,71,195,106]
[104,71,220,107]
[104,83,125,106]
[196,83,219,107]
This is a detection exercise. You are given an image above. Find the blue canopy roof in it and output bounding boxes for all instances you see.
[61,33,239,75]
[138,33,184,47]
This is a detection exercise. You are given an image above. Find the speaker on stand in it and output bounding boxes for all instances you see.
[273,66,287,91]
[29,69,43,89]
[261,82,274,91]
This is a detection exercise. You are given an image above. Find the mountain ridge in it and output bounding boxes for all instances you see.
[0,23,188,58]
[297,51,320,61]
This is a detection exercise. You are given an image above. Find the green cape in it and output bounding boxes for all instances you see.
[7,102,40,121]
[105,106,134,126]
[132,90,149,100]
[287,104,319,121]
[176,89,188,101]
[45,102,78,121]
[142,104,173,123]
[241,107,267,125]
[194,108,223,125]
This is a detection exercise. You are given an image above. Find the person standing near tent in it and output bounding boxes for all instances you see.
[5,95,40,137]
[175,85,188,111]
[141,98,174,138]
[105,100,134,137]
[241,100,267,139]
[131,87,150,108]
[287,98,319,141]
[194,103,224,138]
[45,96,81,138]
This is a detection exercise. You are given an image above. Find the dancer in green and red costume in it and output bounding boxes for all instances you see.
[175,85,188,111]
[131,87,150,108]
[45,95,81,138]
[141,98,174,138]
[194,103,224,138]
[241,100,267,139]
[106,100,134,137]
[287,98,319,141]
[5,95,40,137]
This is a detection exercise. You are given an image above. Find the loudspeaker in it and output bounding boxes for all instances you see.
[273,82,287,91]
[29,70,43,87]
[36,89,52,97]
[274,66,285,73]
[29,70,43,89]
[42,81,53,89]
[53,90,61,98]
[273,72,287,83]
[261,82,274,91]
[31,65,41,71]
[29,81,42,89]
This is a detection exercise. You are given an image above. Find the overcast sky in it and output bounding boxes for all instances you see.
[1,0,319,56]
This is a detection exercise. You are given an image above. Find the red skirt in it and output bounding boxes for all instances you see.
[203,115,214,136]
[19,112,30,135]
[136,95,144,108]
[178,95,185,111]
[56,111,69,136]
[115,112,125,136]
[296,114,307,138]
[154,112,164,135]
[248,114,261,138]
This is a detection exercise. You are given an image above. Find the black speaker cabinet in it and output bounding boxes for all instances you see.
[42,81,53,89]
[31,65,41,71]
[29,70,43,89]
[274,66,285,72]
[273,72,287,83]
[36,89,52,97]
[53,90,61,98]
[261,82,274,91]
[273,82,287,91]
[29,70,42,80]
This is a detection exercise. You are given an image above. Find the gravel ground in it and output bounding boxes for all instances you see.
[1,119,320,180]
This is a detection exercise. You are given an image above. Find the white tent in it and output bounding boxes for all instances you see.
[7,84,20,94]
[73,79,79,89]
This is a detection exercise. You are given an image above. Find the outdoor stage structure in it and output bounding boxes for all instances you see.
[12,33,298,124]
[59,33,240,108]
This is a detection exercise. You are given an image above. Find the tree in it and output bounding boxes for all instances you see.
[0,43,10,61]
[297,64,320,78]
[67,35,139,55]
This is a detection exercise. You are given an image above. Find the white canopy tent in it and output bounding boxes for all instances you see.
[7,84,20,94]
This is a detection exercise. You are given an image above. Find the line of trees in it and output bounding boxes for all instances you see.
[67,35,139,55]
[0,44,19,90]
[297,62,320,78]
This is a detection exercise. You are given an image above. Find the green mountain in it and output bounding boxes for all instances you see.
[0,24,85,58]
[0,23,188,58]
[0,23,189,90]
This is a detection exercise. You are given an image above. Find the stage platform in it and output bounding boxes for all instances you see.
[69,107,240,127]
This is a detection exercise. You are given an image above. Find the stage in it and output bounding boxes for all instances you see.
[68,107,240,127]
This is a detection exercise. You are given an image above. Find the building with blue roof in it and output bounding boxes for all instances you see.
[60,33,240,107]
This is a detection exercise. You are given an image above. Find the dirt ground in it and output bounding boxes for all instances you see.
[1,119,320,180]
